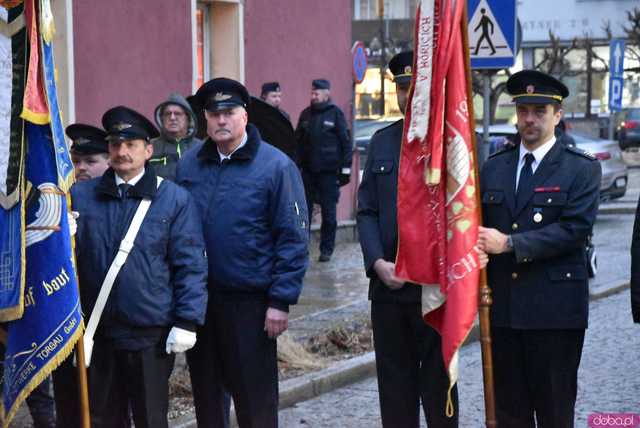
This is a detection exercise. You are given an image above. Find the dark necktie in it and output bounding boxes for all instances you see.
[516,153,535,209]
[119,183,132,199]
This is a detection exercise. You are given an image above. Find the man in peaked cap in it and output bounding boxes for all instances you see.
[51,123,111,428]
[358,51,469,428]
[177,78,308,428]
[67,124,110,181]
[70,106,208,428]
[296,77,352,262]
[478,70,601,427]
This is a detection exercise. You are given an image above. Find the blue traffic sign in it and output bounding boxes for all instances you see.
[609,39,625,112]
[468,0,517,69]
[609,76,624,112]
[352,41,368,84]
[609,39,625,78]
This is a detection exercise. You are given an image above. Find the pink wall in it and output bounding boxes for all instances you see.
[244,0,357,221]
[73,1,192,126]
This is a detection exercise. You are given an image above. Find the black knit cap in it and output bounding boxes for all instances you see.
[261,81,281,95]
[312,79,330,90]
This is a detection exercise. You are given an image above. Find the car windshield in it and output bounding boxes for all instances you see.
[626,109,640,120]
[355,119,397,140]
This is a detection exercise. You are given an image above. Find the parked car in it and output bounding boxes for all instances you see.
[476,124,628,201]
[354,117,401,169]
[618,107,640,150]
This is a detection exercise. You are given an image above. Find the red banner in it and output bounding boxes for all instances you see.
[396,0,479,414]
[21,0,49,125]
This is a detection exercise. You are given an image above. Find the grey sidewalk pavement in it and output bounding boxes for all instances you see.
[172,173,638,427]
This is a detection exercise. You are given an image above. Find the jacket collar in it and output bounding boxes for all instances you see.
[96,163,159,199]
[197,123,261,164]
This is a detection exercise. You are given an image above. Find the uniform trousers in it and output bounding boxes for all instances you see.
[302,172,339,256]
[491,327,585,428]
[188,296,278,428]
[87,339,175,428]
[371,301,458,428]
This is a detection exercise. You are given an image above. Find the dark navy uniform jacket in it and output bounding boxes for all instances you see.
[481,141,601,329]
[357,119,421,303]
[176,124,309,312]
[295,102,352,173]
[72,166,208,348]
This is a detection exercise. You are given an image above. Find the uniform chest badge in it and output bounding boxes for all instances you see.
[533,212,543,223]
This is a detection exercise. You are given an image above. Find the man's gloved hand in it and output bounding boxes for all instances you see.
[67,211,79,236]
[165,327,197,354]
[338,167,351,186]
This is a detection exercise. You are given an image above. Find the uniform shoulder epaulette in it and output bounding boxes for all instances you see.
[565,145,596,160]
[373,119,403,136]
[487,143,517,159]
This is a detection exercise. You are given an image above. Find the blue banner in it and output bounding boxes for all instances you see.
[1,123,82,425]
[0,202,23,322]
[41,34,74,191]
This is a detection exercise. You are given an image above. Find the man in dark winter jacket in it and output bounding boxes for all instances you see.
[260,81,290,121]
[177,77,308,428]
[296,78,352,262]
[150,93,202,180]
[71,106,208,428]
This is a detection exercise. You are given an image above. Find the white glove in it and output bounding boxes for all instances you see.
[67,211,79,236]
[165,326,197,354]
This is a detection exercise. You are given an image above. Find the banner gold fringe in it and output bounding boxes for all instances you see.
[20,108,50,125]
[0,317,84,428]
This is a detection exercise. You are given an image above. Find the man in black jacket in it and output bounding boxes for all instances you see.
[296,79,352,262]
[356,52,459,428]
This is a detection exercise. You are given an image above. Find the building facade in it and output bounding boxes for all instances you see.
[50,0,357,221]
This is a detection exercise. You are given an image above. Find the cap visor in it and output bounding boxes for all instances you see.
[513,95,561,105]
[204,101,244,112]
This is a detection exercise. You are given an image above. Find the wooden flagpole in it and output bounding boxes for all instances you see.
[74,337,91,428]
[460,2,497,427]
[68,199,91,428]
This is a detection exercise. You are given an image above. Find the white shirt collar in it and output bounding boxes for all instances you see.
[115,167,145,186]
[218,133,248,162]
[518,135,556,171]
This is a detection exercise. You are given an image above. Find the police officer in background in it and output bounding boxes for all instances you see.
[260,81,290,121]
[177,78,308,428]
[357,51,462,428]
[72,106,208,428]
[67,124,110,181]
[296,78,352,262]
[478,70,601,427]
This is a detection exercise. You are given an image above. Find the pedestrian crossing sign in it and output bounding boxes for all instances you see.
[468,0,517,69]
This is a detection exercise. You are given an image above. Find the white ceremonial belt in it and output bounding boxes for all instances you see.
[81,177,163,367]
